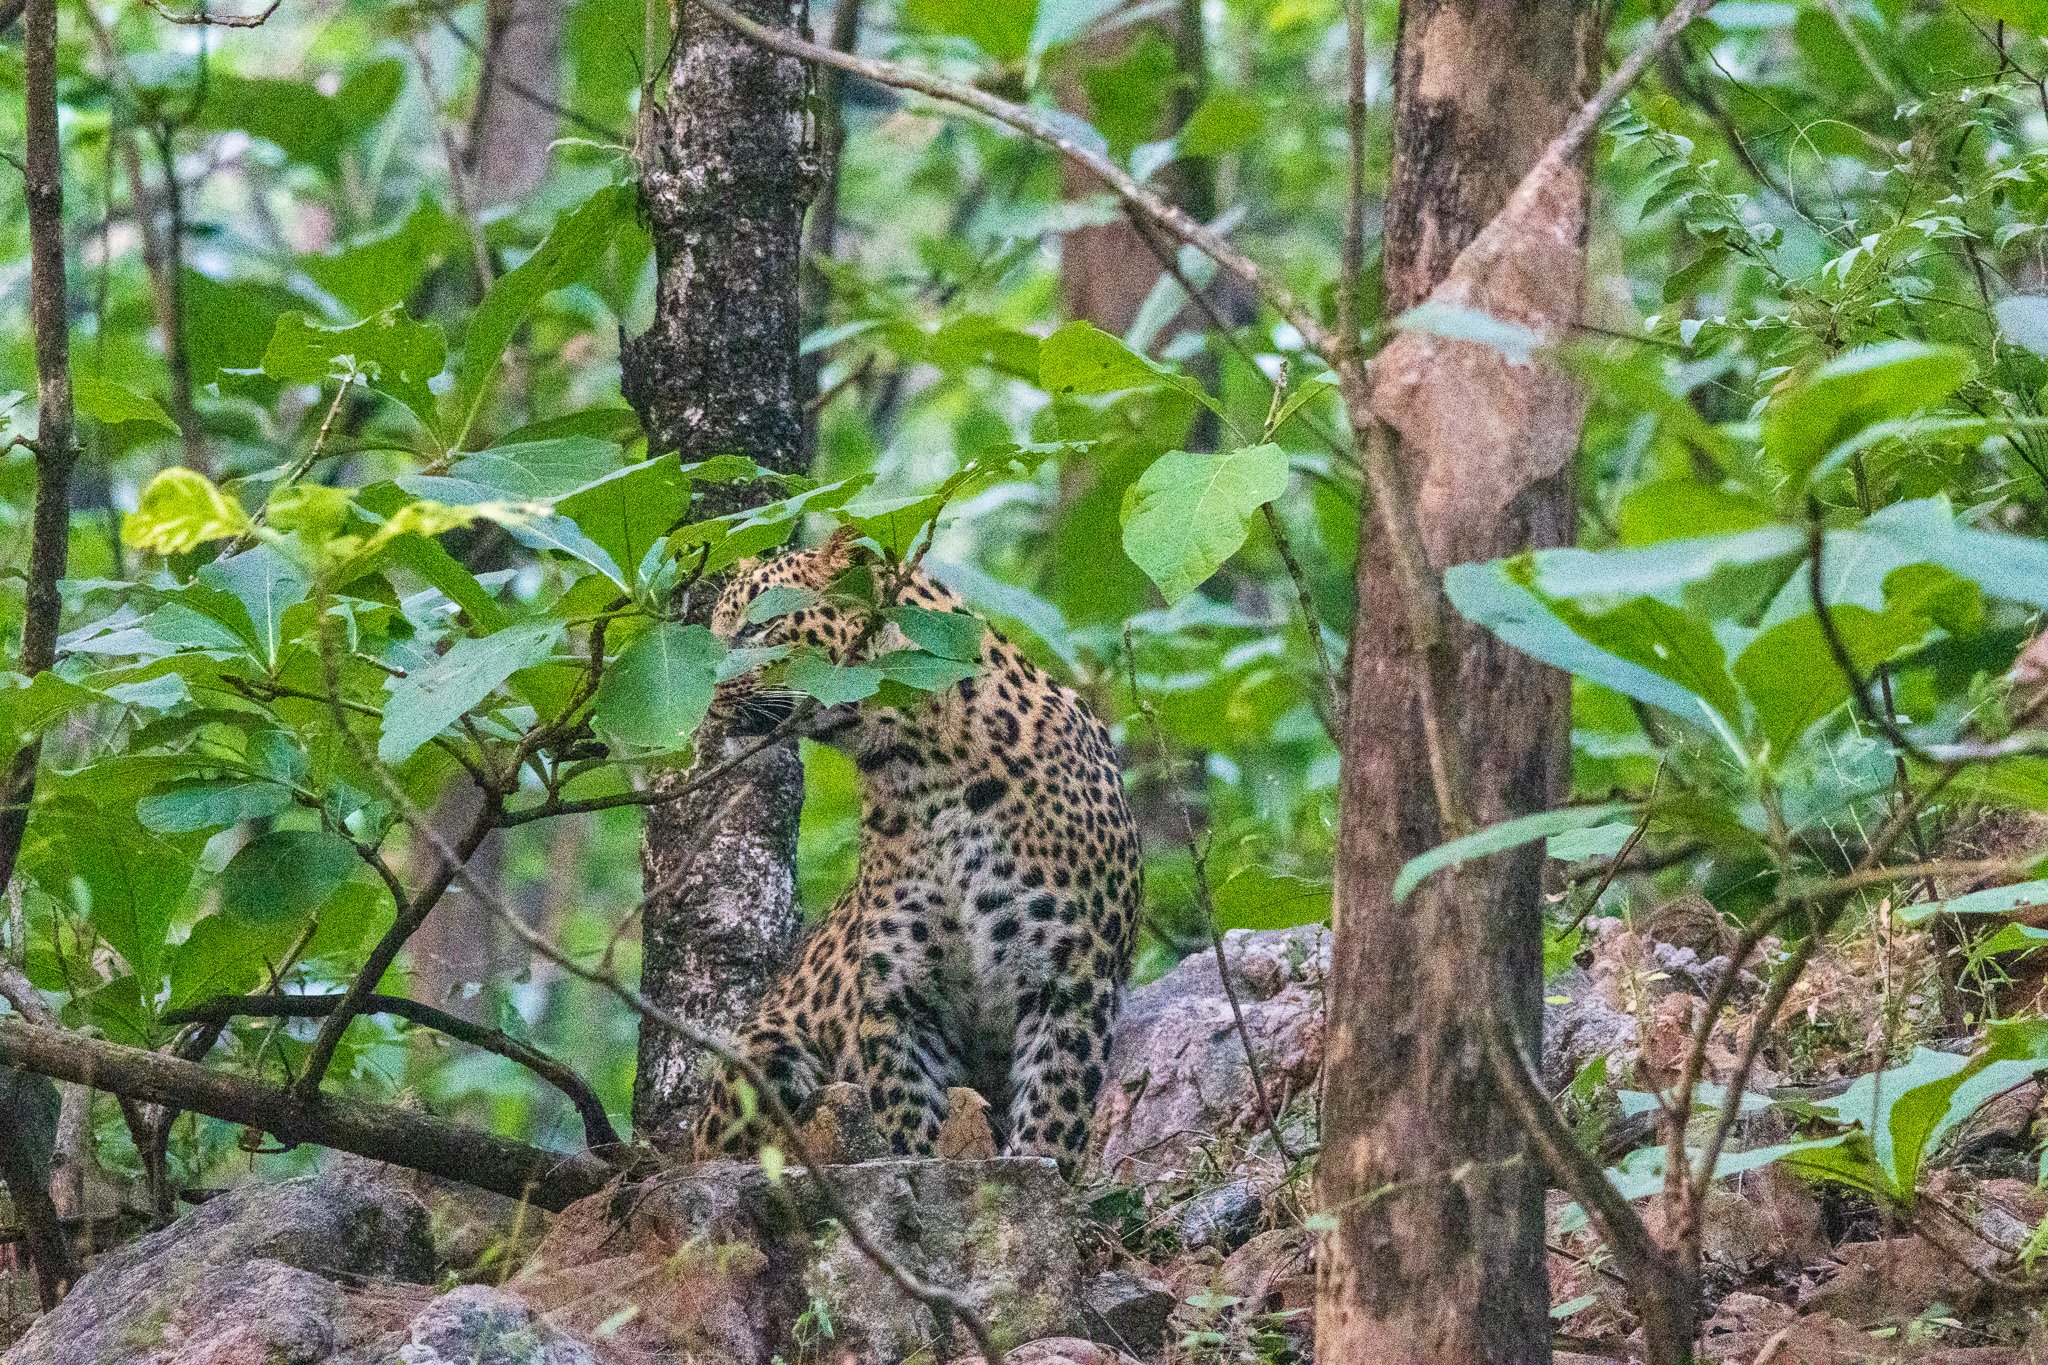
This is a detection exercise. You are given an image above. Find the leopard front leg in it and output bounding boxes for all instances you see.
[855,985,956,1156]
[693,1010,828,1160]
[1006,978,1114,1173]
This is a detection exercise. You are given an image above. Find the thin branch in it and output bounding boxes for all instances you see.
[1338,0,1368,357]
[163,992,627,1155]
[687,0,1335,359]
[141,0,281,26]
[0,1017,612,1208]
[1122,630,1300,1166]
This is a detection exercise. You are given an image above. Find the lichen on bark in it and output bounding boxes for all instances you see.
[622,0,818,1144]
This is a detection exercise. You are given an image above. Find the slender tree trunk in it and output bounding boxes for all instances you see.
[621,0,815,1144]
[1315,3,1596,1361]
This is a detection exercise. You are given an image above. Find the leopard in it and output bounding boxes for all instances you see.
[691,528,1142,1172]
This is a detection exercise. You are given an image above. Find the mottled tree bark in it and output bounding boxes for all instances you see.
[621,0,815,1143]
[1315,2,1595,1361]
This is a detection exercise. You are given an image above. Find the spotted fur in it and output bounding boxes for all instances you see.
[693,531,1142,1170]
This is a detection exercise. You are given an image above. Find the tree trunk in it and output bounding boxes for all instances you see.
[620,0,814,1144]
[1315,3,1595,1361]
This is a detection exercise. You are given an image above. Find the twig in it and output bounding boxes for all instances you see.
[1122,628,1300,1166]
[0,1017,611,1208]
[687,0,1334,359]
[141,0,281,26]
[1804,501,1937,766]
[163,992,627,1154]
[1338,0,1368,358]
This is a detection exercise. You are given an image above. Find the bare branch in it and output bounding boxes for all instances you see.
[140,0,281,28]
[687,0,1335,360]
[0,1017,612,1209]
[163,992,627,1155]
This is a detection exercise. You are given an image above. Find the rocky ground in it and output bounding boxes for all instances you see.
[9,917,2048,1363]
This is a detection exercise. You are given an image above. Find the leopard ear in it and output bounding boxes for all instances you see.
[814,523,866,571]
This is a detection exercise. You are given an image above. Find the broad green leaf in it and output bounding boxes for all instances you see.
[1448,563,1721,722]
[1522,527,1806,601]
[1038,320,1221,417]
[1731,601,1928,753]
[219,828,360,926]
[907,0,1037,60]
[138,780,294,834]
[0,672,107,742]
[168,913,297,1009]
[1616,479,1775,545]
[782,649,883,706]
[1178,90,1266,157]
[1761,342,1974,486]
[188,61,402,175]
[201,545,312,671]
[378,622,562,763]
[23,797,198,994]
[1395,802,1634,902]
[871,649,982,692]
[747,586,817,624]
[262,308,447,428]
[123,469,254,555]
[1213,869,1330,930]
[889,605,985,661]
[591,623,726,753]
[450,184,635,448]
[303,197,467,317]
[1121,444,1289,604]
[1542,590,1744,729]
[556,455,695,589]
[1959,0,2048,33]
[1899,879,2048,925]
[1861,496,2048,611]
[448,437,623,500]
[73,374,179,437]
[672,476,874,572]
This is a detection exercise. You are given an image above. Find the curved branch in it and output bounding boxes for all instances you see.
[163,992,626,1156]
[0,1017,612,1210]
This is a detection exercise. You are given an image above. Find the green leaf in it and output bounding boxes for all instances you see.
[138,780,294,834]
[782,649,883,706]
[1616,479,1775,545]
[747,586,817,624]
[1861,497,2048,611]
[889,605,985,660]
[1959,0,2048,33]
[448,437,623,501]
[1899,879,2048,925]
[556,455,696,589]
[1038,320,1221,416]
[1178,90,1266,157]
[378,622,562,764]
[24,797,198,994]
[122,468,254,556]
[1213,869,1330,930]
[262,307,447,428]
[907,0,1037,60]
[871,649,981,692]
[1121,444,1289,603]
[201,545,312,671]
[303,197,467,317]
[450,184,635,448]
[1761,342,1975,487]
[1395,302,1542,365]
[219,828,360,926]
[591,623,726,753]
[188,61,402,175]
[672,476,874,573]
[73,374,179,437]
[1395,802,1634,903]
[168,913,296,1009]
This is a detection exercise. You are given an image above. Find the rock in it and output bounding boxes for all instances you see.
[950,1339,1142,1365]
[797,1081,889,1164]
[1542,965,1640,1093]
[1093,926,1325,1182]
[1175,1179,1263,1253]
[938,1087,999,1161]
[520,1156,1086,1365]
[382,1284,596,1365]
[3,1160,436,1365]
[1079,1269,1174,1356]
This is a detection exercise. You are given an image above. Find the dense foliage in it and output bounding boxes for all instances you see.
[5,0,2048,1256]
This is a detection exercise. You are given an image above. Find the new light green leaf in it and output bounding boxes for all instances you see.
[1396,802,1634,903]
[591,623,726,753]
[782,649,883,706]
[889,605,986,661]
[1038,320,1221,416]
[379,622,561,764]
[1121,444,1289,604]
[122,468,254,556]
